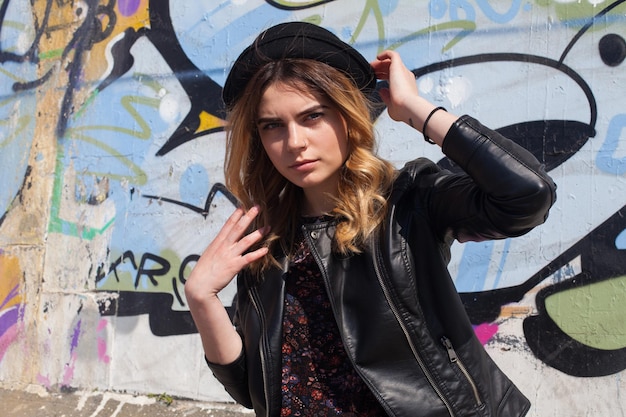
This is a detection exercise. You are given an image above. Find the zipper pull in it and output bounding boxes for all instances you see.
[441,336,458,363]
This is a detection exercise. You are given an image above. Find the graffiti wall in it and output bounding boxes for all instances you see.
[0,0,624,415]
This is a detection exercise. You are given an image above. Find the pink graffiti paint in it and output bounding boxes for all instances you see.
[97,319,108,332]
[97,339,110,364]
[97,319,111,364]
[62,352,77,385]
[118,0,141,16]
[36,373,51,388]
[473,323,499,345]
[0,320,18,362]
[0,254,24,349]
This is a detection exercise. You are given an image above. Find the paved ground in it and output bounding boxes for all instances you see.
[0,384,252,417]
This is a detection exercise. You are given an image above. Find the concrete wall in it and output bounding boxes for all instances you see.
[0,1,624,415]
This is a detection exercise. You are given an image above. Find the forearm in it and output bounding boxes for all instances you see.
[399,96,459,147]
[184,206,268,366]
[187,293,243,365]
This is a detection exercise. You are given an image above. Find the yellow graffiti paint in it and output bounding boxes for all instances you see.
[0,253,24,310]
[31,0,151,91]
[197,110,226,134]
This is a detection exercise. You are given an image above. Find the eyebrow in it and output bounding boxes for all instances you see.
[256,104,329,125]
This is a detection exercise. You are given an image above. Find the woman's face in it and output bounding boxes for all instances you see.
[256,82,348,208]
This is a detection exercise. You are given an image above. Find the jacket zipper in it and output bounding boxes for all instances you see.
[303,228,395,417]
[248,286,271,417]
[373,246,456,417]
[441,336,483,407]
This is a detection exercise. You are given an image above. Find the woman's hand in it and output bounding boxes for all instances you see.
[184,206,269,365]
[370,50,420,123]
[371,50,458,146]
[185,205,269,303]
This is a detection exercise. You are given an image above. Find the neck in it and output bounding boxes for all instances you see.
[301,191,336,217]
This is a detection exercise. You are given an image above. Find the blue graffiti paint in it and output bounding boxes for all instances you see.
[454,241,494,292]
[597,113,626,175]
[617,229,626,250]
[429,0,448,20]
[174,2,290,87]
[475,0,522,24]
[430,0,523,25]
[180,164,210,208]
[449,0,476,22]
[492,238,511,289]
[0,0,38,224]
[379,0,400,16]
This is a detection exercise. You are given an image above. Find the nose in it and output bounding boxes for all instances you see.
[286,123,307,151]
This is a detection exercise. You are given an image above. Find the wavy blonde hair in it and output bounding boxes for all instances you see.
[224,59,396,273]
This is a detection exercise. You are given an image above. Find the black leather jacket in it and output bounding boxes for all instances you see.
[208,115,557,417]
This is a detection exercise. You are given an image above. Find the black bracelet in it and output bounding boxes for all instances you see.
[422,106,447,144]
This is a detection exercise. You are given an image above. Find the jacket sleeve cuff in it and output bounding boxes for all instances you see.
[205,348,247,387]
[441,115,489,170]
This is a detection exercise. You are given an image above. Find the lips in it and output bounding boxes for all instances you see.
[290,159,317,170]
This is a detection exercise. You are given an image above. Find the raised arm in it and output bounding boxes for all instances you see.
[371,50,458,146]
[372,50,556,241]
[185,206,269,365]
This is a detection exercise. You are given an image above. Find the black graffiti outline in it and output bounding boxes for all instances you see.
[26,0,620,375]
[0,0,117,224]
[265,0,336,10]
[93,1,226,157]
[142,182,238,219]
[462,204,626,377]
[97,251,218,336]
[372,51,598,172]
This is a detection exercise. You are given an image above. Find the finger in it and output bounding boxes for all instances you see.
[224,205,261,244]
[370,59,390,79]
[236,225,271,254]
[241,246,270,265]
[228,228,270,273]
[376,49,397,62]
[214,207,246,243]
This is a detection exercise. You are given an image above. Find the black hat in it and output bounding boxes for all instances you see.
[222,22,377,107]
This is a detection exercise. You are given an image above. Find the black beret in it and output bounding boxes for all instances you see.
[222,22,377,107]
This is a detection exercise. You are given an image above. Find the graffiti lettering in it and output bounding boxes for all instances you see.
[2,0,626,405]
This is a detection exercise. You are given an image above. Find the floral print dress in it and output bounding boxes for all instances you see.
[280,226,388,417]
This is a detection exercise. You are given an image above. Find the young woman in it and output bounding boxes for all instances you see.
[185,22,556,417]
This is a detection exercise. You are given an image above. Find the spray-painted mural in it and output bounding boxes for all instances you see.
[0,0,624,415]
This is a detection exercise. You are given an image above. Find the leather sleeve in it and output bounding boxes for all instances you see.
[204,273,254,409]
[205,349,252,408]
[424,115,557,242]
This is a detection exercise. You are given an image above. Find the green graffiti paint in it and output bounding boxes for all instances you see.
[544,275,626,350]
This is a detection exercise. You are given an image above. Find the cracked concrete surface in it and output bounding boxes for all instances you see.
[0,385,252,417]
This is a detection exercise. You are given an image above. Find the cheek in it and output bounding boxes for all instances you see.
[337,128,350,160]
[260,140,282,165]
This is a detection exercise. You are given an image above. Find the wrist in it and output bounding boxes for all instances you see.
[422,106,447,144]
[402,96,435,128]
[185,281,221,305]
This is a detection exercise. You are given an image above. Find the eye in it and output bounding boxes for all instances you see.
[259,121,282,131]
[305,111,325,123]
